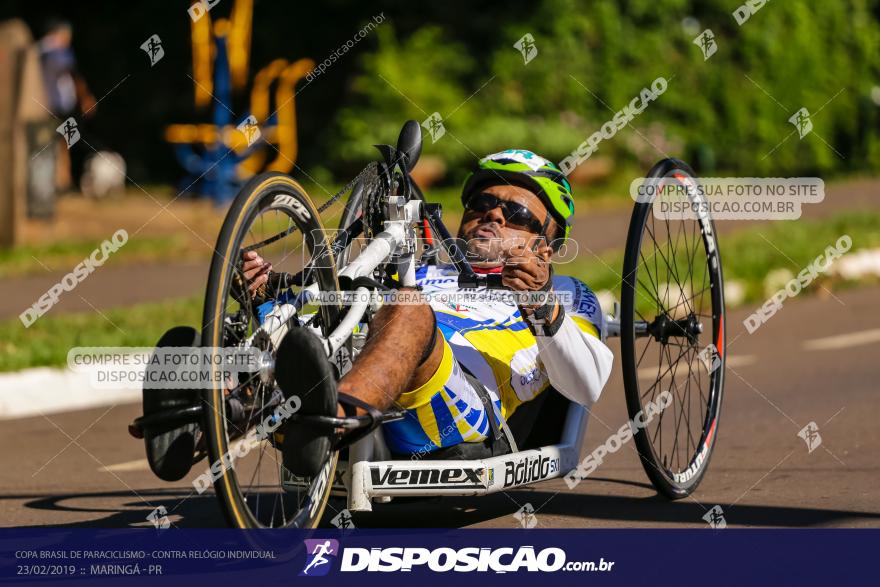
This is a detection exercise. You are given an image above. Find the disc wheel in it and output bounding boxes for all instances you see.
[201,172,343,527]
[620,159,725,499]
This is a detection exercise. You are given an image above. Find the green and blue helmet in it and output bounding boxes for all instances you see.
[461,149,574,249]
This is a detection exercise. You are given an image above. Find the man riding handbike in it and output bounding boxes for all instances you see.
[145,149,613,481]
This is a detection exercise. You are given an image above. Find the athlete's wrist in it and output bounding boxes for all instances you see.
[518,275,564,336]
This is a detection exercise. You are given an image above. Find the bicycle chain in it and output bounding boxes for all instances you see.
[318,161,381,215]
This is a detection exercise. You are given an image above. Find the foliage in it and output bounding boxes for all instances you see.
[332,0,880,184]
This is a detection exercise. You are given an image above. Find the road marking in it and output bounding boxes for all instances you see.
[101,458,149,473]
[803,328,880,351]
[638,354,755,379]
[0,367,139,421]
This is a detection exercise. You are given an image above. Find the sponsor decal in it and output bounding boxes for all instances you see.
[510,348,548,401]
[271,194,312,222]
[575,291,599,318]
[503,453,559,488]
[673,441,709,484]
[370,466,485,489]
[308,462,333,518]
[418,277,458,287]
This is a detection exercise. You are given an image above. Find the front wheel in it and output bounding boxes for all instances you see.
[620,159,725,499]
[201,172,342,527]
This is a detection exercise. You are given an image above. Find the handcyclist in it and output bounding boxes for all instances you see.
[242,149,614,476]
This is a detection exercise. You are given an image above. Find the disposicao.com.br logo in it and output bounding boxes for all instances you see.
[300,539,339,576]
[301,541,614,574]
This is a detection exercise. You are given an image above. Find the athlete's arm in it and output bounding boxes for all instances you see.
[503,245,613,408]
[533,315,613,408]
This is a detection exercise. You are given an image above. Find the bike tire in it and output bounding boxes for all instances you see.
[201,171,342,528]
[620,159,726,499]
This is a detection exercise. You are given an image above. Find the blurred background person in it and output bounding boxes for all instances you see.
[37,17,95,193]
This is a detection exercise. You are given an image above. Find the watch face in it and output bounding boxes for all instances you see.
[534,304,553,321]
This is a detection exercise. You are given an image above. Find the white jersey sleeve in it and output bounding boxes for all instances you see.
[536,276,614,408]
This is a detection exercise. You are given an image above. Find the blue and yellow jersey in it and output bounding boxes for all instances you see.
[380,264,606,455]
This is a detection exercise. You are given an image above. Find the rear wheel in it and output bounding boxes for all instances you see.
[201,172,343,527]
[620,159,725,499]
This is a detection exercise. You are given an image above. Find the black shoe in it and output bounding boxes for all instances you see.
[274,328,338,478]
[143,326,200,482]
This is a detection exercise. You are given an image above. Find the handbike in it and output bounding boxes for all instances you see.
[131,121,725,527]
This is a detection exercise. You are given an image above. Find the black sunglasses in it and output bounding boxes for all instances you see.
[465,192,550,236]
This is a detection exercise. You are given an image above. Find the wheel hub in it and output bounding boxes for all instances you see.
[647,313,702,344]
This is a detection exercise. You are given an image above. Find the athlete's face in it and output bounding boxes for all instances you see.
[458,183,554,265]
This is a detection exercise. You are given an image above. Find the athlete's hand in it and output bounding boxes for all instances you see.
[502,240,552,293]
[242,250,272,295]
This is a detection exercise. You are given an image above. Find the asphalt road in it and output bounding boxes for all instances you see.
[2,284,878,529]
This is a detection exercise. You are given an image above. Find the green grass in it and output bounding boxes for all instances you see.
[716,211,880,301]
[0,296,202,372]
[0,235,191,278]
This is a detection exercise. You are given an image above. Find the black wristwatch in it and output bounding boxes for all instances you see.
[519,271,565,337]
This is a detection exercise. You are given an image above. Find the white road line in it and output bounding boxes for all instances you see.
[101,458,150,473]
[803,328,880,351]
[0,367,139,420]
[638,354,756,379]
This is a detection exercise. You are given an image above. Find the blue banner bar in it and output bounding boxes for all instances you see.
[0,529,874,585]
